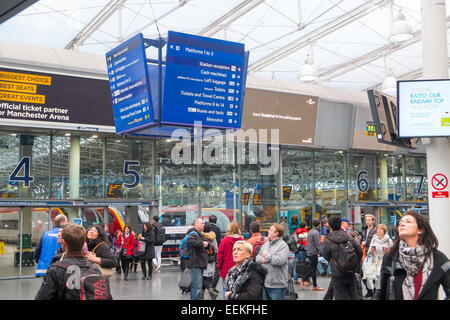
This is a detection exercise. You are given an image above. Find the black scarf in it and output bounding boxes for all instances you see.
[87,238,102,252]
[224,259,251,295]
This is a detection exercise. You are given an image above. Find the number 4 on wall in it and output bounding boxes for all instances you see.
[10,157,34,187]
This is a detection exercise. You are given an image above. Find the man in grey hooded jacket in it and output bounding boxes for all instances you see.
[255,223,289,300]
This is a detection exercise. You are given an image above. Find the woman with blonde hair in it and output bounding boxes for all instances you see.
[217,222,243,300]
[363,223,392,298]
[224,241,267,300]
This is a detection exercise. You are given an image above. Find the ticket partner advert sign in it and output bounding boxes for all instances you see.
[162,31,247,129]
[239,88,318,146]
[105,33,154,134]
[0,67,114,132]
[398,79,450,137]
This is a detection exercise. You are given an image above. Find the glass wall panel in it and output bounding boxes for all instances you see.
[200,142,234,234]
[0,134,20,198]
[51,136,70,199]
[155,139,198,227]
[405,156,427,201]
[80,136,104,198]
[105,138,153,199]
[314,151,346,225]
[281,148,313,234]
[0,207,21,279]
[239,143,277,233]
[347,153,377,201]
[32,136,50,199]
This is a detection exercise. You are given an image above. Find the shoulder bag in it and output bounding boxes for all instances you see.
[93,242,114,278]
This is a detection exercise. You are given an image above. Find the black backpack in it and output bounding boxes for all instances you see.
[332,240,359,274]
[154,224,167,245]
[53,261,112,300]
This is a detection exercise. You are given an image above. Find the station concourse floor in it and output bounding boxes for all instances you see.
[0,265,332,300]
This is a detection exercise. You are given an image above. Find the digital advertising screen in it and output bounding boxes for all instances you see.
[0,67,114,132]
[398,79,450,138]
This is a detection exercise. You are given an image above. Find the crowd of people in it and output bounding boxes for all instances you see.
[34,210,449,300]
[34,214,166,300]
[184,211,450,301]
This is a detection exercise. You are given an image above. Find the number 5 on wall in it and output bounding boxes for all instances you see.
[123,160,140,189]
[10,156,34,187]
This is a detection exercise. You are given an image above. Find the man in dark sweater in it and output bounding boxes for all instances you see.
[323,216,363,300]
[305,218,324,291]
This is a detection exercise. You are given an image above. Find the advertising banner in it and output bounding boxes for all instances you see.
[0,67,114,132]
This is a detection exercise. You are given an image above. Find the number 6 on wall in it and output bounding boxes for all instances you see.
[123,160,140,189]
[10,156,34,187]
[357,170,369,193]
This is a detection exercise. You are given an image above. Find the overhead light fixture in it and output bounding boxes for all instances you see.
[382,74,397,94]
[389,10,413,43]
[65,133,71,137]
[300,53,318,82]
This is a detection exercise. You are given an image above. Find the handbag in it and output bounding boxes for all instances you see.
[295,257,312,279]
[362,254,377,279]
[92,242,115,278]
[137,240,146,253]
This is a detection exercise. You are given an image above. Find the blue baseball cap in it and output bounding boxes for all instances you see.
[342,217,353,224]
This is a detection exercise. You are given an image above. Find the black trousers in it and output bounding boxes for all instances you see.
[331,274,360,300]
[211,264,220,289]
[141,258,153,277]
[303,255,319,287]
[121,257,132,277]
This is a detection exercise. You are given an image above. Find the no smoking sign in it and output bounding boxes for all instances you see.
[431,173,449,198]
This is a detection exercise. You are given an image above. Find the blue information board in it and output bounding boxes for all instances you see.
[162,31,248,129]
[105,33,154,134]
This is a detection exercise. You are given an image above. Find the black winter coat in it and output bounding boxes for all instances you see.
[185,227,208,270]
[322,230,363,277]
[376,249,450,300]
[87,239,116,268]
[205,222,222,246]
[227,261,267,300]
[139,228,156,260]
[35,254,99,300]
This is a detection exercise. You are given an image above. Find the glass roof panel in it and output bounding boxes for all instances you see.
[0,0,448,93]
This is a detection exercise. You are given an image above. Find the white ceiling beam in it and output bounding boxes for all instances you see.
[248,0,389,72]
[198,0,265,37]
[66,0,127,50]
[124,0,189,39]
[364,58,450,91]
[320,16,450,82]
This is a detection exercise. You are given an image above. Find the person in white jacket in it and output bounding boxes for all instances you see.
[363,224,393,297]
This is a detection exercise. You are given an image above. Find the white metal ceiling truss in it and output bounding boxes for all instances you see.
[65,0,127,50]
[198,0,266,37]
[365,57,450,91]
[321,16,450,83]
[248,0,390,72]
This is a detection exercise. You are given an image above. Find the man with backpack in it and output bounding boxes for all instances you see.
[152,215,166,273]
[322,216,363,300]
[185,218,209,300]
[246,221,268,260]
[35,223,112,300]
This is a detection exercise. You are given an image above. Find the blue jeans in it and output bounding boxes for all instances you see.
[317,257,331,275]
[263,287,286,300]
[294,250,307,280]
[190,268,203,300]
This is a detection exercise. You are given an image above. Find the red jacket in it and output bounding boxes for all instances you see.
[117,233,135,257]
[295,227,308,246]
[217,235,243,279]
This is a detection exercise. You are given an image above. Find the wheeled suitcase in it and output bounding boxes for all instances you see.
[285,277,298,300]
[178,268,191,294]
